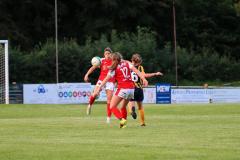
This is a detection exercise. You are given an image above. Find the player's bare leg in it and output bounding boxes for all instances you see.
[106,89,113,123]
[86,86,100,115]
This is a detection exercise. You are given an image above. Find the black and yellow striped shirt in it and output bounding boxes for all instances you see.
[132,65,145,89]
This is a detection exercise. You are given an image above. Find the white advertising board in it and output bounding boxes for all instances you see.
[24,83,92,104]
[171,89,210,103]
[24,84,58,104]
[210,89,240,103]
[171,89,240,103]
[24,84,240,104]
[143,88,156,104]
[57,83,92,104]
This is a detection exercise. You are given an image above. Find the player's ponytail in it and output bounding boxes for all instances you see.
[109,52,122,70]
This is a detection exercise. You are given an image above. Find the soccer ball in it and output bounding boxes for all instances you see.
[91,56,101,66]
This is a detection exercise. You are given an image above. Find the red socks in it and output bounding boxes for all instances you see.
[89,96,95,105]
[107,103,112,117]
[111,107,122,119]
[110,106,127,120]
[90,96,126,121]
[121,107,127,119]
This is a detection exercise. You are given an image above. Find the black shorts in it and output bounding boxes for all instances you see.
[131,87,144,102]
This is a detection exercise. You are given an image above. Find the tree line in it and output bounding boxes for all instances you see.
[1,0,240,85]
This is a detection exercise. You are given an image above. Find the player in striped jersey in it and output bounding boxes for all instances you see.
[129,53,163,126]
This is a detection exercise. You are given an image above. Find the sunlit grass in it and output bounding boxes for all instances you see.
[0,104,240,160]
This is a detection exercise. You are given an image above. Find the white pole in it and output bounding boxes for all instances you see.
[0,40,9,104]
[0,40,10,104]
[5,41,9,104]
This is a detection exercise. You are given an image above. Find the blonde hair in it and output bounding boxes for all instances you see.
[109,52,123,70]
[131,53,142,64]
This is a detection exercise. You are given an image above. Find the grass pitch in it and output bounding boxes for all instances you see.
[0,103,240,160]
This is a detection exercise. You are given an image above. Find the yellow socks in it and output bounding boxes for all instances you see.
[138,108,145,125]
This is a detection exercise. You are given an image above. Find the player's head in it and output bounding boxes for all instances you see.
[131,53,142,66]
[109,52,122,70]
[104,47,112,59]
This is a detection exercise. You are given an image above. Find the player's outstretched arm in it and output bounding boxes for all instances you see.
[84,65,98,82]
[144,71,163,78]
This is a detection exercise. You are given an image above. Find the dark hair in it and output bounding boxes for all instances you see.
[131,53,142,64]
[104,47,112,53]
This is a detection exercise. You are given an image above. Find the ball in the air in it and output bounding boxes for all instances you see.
[91,56,101,66]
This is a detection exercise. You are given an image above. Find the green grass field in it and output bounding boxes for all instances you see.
[0,103,240,160]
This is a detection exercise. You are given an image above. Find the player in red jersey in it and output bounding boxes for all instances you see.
[84,47,114,123]
[95,52,148,128]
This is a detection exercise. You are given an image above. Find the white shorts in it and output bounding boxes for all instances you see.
[115,88,134,100]
[96,80,115,91]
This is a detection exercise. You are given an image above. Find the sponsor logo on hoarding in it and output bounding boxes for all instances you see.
[33,85,48,94]
[58,91,91,98]
[156,85,170,93]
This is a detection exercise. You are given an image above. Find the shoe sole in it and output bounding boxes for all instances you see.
[131,112,137,119]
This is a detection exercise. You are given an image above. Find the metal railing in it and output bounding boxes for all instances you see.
[9,84,23,104]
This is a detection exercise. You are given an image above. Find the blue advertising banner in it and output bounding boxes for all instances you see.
[156,83,171,104]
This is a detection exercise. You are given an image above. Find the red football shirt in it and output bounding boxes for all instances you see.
[108,60,135,89]
[98,58,115,82]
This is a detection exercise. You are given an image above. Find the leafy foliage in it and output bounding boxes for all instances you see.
[1,0,240,84]
[9,27,240,85]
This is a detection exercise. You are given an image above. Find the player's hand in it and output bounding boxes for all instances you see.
[84,75,89,82]
[156,72,163,76]
[143,79,148,87]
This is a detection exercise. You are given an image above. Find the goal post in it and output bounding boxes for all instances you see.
[0,40,9,104]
